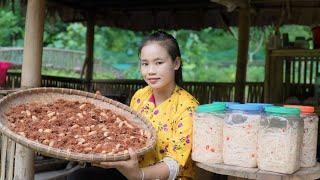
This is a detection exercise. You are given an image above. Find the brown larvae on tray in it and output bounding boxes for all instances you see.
[6,99,149,154]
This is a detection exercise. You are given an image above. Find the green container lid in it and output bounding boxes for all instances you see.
[265,106,300,115]
[196,104,225,113]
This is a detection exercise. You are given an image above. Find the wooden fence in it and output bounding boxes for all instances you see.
[3,72,264,104]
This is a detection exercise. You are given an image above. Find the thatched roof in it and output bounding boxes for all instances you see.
[4,0,320,30]
[45,0,320,30]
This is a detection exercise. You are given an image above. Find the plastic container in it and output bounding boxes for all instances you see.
[258,106,302,174]
[0,61,11,86]
[223,104,261,167]
[284,105,319,168]
[192,104,225,164]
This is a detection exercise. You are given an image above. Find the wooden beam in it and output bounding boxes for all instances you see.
[234,6,250,103]
[52,1,220,11]
[85,11,95,91]
[210,0,248,11]
[15,0,46,180]
[270,49,320,57]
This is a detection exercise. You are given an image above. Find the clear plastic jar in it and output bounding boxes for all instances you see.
[285,105,319,168]
[258,106,303,174]
[223,104,261,168]
[192,104,225,164]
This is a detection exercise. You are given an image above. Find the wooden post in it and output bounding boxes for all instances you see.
[14,0,45,180]
[264,48,271,103]
[268,55,284,104]
[85,11,95,91]
[234,5,250,103]
[264,50,284,104]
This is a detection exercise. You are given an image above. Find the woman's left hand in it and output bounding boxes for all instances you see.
[94,148,142,180]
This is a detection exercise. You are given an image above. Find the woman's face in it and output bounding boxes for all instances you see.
[140,43,180,91]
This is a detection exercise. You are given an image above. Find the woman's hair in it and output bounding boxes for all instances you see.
[138,31,183,85]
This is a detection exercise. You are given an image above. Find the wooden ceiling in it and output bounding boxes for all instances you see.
[37,0,320,30]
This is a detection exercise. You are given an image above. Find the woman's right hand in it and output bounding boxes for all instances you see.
[94,148,143,180]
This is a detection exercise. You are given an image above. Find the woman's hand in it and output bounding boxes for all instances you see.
[95,148,142,180]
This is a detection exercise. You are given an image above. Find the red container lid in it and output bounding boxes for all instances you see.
[284,105,314,113]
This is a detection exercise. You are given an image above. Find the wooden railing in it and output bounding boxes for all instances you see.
[3,72,264,104]
[0,47,86,70]
[4,72,87,90]
[265,49,320,104]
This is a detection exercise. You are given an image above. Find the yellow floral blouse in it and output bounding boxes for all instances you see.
[130,85,198,179]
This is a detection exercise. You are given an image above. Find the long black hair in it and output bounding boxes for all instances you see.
[138,31,183,85]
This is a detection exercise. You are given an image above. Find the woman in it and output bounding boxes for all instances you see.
[68,31,198,180]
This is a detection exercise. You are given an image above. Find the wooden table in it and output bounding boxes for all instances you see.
[196,162,320,180]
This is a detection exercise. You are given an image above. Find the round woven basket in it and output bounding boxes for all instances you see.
[0,87,157,162]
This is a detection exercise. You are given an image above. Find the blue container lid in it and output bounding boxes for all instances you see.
[244,103,274,111]
[245,103,273,107]
[196,104,225,113]
[212,101,239,107]
[227,104,262,111]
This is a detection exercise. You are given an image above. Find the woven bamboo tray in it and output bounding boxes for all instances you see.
[0,87,157,162]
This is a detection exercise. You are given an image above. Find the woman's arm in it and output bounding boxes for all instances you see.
[141,161,170,180]
[97,148,171,180]
[142,157,179,180]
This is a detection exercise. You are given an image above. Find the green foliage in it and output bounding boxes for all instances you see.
[280,25,312,41]
[123,65,141,79]
[41,68,80,78]
[46,23,86,50]
[93,71,116,79]
[183,64,236,82]
[0,9,23,46]
[246,66,265,82]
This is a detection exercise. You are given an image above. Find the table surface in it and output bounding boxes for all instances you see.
[196,162,320,179]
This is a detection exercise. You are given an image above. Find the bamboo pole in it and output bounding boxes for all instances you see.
[1,135,8,180]
[7,139,16,180]
[21,0,45,87]
[14,0,46,180]
[234,5,250,103]
[85,11,95,91]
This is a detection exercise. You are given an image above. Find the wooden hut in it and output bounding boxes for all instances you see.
[1,0,320,179]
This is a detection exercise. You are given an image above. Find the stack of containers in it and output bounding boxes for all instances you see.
[192,104,226,164]
[223,104,262,167]
[258,106,303,174]
[284,105,319,168]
